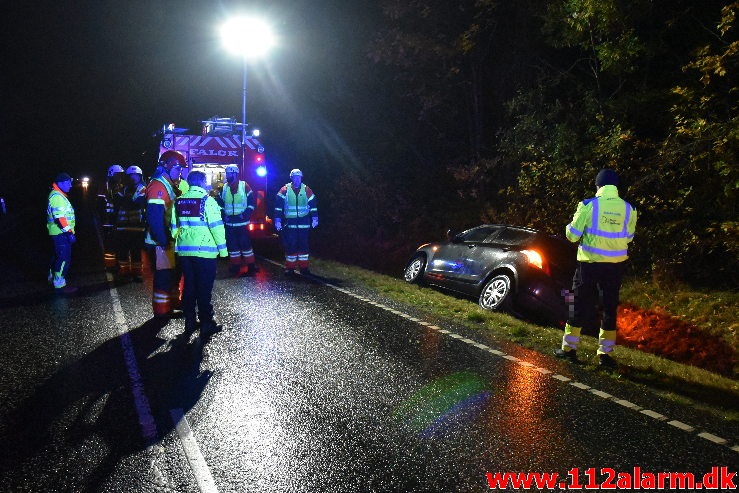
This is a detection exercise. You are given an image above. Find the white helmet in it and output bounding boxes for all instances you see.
[289,168,303,178]
[107,164,125,177]
[126,165,143,175]
[225,164,239,174]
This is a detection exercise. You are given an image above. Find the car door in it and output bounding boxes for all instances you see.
[427,226,503,289]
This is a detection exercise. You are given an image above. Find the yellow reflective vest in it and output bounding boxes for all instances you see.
[566,185,637,263]
[170,186,227,258]
[47,186,76,236]
[220,180,255,227]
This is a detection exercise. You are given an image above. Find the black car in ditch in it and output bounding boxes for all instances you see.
[403,224,577,325]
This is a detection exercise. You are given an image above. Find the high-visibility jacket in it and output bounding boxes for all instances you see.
[176,178,189,196]
[220,180,255,227]
[145,175,177,246]
[171,186,227,258]
[116,182,146,232]
[566,185,637,263]
[275,183,317,229]
[47,184,75,236]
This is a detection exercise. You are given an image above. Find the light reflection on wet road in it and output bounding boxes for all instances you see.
[0,259,737,492]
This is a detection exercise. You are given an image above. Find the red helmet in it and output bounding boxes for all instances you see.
[158,150,186,171]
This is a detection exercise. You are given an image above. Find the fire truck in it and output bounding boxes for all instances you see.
[157,116,273,239]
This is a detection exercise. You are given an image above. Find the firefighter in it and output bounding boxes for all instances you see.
[554,169,637,368]
[171,171,227,336]
[274,169,318,275]
[47,172,77,295]
[115,165,147,282]
[101,164,125,271]
[220,164,257,277]
[145,155,183,318]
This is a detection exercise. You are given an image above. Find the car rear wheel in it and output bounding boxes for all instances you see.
[479,274,512,311]
[404,255,426,284]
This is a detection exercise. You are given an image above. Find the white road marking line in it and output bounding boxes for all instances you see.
[108,283,157,444]
[106,278,175,489]
[697,432,728,445]
[640,409,667,420]
[613,399,641,410]
[590,389,613,399]
[284,263,738,453]
[170,408,219,493]
[667,420,695,432]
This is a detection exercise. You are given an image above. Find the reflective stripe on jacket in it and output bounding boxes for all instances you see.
[275,183,317,229]
[566,185,637,263]
[47,185,75,235]
[145,176,176,246]
[220,180,255,227]
[171,186,227,258]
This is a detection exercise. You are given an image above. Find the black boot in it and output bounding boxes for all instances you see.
[200,319,223,337]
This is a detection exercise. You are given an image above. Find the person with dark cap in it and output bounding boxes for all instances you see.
[554,168,637,368]
[170,171,228,338]
[47,172,78,294]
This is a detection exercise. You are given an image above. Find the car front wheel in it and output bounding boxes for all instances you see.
[479,274,512,311]
[404,255,426,284]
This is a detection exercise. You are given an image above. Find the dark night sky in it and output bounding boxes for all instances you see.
[1,1,382,200]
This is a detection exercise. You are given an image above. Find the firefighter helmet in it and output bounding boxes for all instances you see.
[107,164,125,177]
[126,165,143,175]
[158,150,186,170]
[289,168,303,178]
[225,164,239,174]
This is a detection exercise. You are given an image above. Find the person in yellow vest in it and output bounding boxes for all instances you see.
[554,169,637,368]
[47,172,78,295]
[171,171,228,337]
[145,154,182,319]
[220,164,257,277]
[274,168,318,275]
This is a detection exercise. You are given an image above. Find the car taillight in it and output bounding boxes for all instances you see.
[522,249,550,275]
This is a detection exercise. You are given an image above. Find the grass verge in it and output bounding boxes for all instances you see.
[311,258,739,421]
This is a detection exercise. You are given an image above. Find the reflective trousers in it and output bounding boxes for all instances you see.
[145,245,179,317]
[225,225,254,271]
[50,233,73,285]
[280,227,310,269]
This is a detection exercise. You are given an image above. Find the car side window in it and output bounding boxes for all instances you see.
[495,228,535,246]
[461,226,502,243]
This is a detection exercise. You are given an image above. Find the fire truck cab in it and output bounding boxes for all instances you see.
[158,116,272,238]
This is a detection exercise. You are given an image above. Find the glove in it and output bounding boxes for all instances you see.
[66,232,76,244]
[311,217,318,229]
[274,218,282,231]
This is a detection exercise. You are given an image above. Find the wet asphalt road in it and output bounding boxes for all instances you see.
[0,191,737,492]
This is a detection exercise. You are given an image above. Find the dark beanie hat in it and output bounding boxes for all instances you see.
[54,172,73,183]
[595,169,618,188]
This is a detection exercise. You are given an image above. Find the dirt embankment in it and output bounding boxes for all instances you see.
[617,304,736,378]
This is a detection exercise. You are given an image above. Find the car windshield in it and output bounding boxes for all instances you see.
[459,226,502,243]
